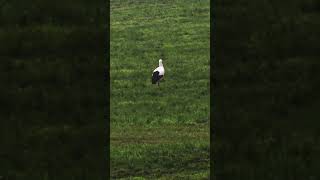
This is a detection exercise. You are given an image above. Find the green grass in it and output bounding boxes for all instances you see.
[111,124,209,179]
[110,0,210,178]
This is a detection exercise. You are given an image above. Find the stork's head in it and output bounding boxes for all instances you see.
[159,59,163,66]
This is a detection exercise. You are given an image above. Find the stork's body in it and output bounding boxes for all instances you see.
[152,59,165,86]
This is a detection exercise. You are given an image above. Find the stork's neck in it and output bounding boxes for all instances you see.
[159,61,163,67]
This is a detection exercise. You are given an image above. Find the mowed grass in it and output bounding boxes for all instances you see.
[111,124,209,179]
[110,0,210,179]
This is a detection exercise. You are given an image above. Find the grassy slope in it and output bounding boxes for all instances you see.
[110,0,210,179]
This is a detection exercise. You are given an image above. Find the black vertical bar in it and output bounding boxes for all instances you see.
[106,0,110,179]
[210,0,216,179]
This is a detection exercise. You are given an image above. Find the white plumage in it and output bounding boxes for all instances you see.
[151,59,165,86]
[153,59,165,75]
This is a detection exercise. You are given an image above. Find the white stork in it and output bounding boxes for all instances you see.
[152,59,165,86]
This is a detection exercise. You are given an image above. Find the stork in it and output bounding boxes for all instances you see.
[151,59,165,86]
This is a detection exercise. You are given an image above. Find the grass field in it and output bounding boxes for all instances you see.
[110,0,210,179]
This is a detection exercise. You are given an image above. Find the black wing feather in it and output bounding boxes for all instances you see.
[152,71,163,84]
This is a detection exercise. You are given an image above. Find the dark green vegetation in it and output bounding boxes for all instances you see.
[110,0,210,179]
[0,0,106,179]
[213,0,320,179]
